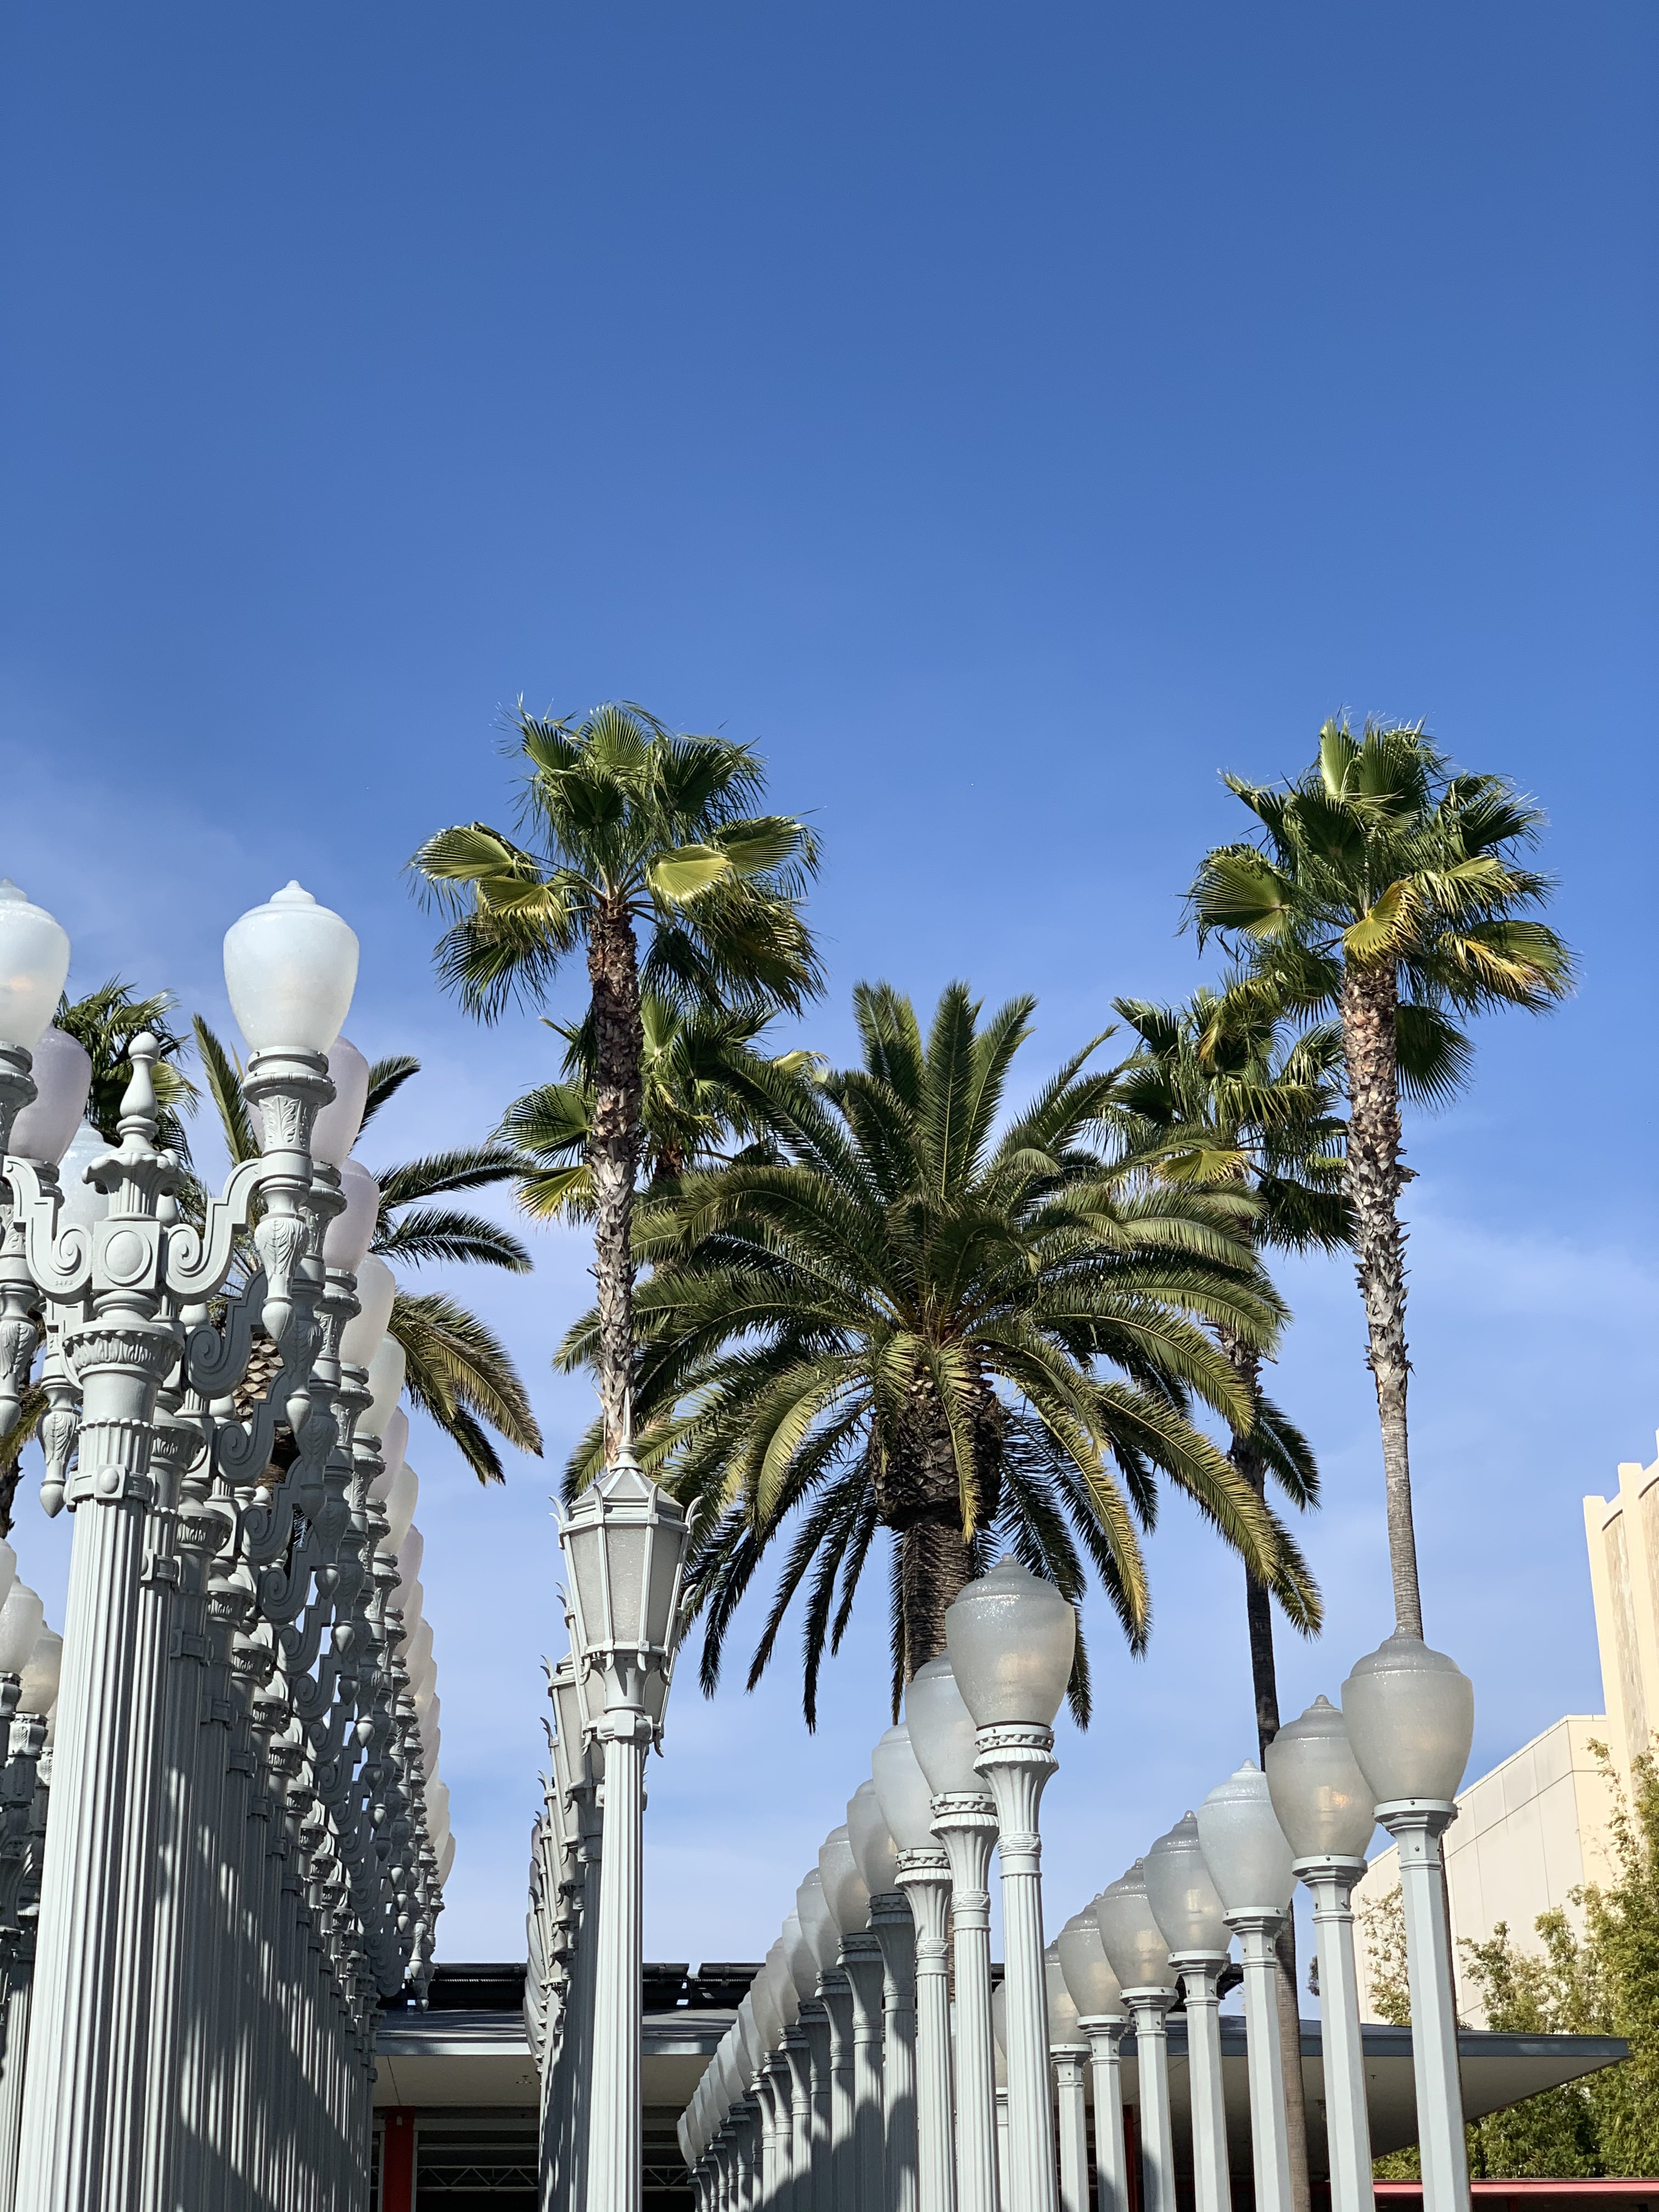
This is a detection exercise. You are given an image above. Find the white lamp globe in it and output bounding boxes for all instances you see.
[0,1583,43,1677]
[0,1541,19,1622]
[1195,1763,1295,1916]
[418,1700,439,1769]
[944,1558,1076,1730]
[1094,1862,1175,1992]
[872,1721,939,1853]
[364,1336,407,1439]
[323,1160,381,1276]
[795,1871,840,1977]
[436,1834,455,1884]
[341,1252,397,1368]
[0,883,71,1053]
[1143,1810,1230,1956]
[8,1026,92,1163]
[403,1618,434,1695]
[765,1939,801,2032]
[904,1655,985,1797]
[782,1911,819,2004]
[397,1579,425,1649]
[376,1405,409,1494]
[846,1778,900,1898]
[395,1525,424,1599]
[1056,1910,1124,2020]
[55,1122,111,1234]
[1266,1695,1379,1859]
[818,1824,872,1936]
[749,1967,784,2054]
[19,1626,62,1718]
[381,1462,419,1555]
[1341,1634,1475,1809]
[309,1037,371,1167]
[223,882,359,1056]
[1045,1942,1084,2045]
[425,1775,449,1833]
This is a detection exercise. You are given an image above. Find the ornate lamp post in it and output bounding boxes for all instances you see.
[1143,1813,1233,2212]
[797,1869,849,2209]
[1196,1765,1296,2212]
[872,1720,954,2212]
[1266,1696,1378,2212]
[560,1455,688,2212]
[945,1559,1075,2212]
[906,1656,998,2212]
[782,1909,825,2212]
[1341,1637,1474,2212]
[1094,1863,1178,2212]
[849,1777,917,2212]
[1055,1911,1128,2212]
[1044,1945,1090,2212]
[819,1827,880,2212]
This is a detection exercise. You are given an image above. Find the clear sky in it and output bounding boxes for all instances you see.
[2,5,1655,1967]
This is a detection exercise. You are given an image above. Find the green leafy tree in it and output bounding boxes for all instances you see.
[193,1022,541,1484]
[410,701,821,1459]
[1188,720,1572,1634]
[560,980,1321,1724]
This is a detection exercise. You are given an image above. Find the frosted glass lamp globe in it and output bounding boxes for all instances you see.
[1341,1634,1475,1808]
[0,1541,18,1622]
[904,1656,985,1796]
[18,1625,61,1717]
[847,1778,900,1896]
[1143,1810,1229,1955]
[819,1824,872,1935]
[377,1406,409,1492]
[765,1939,800,2032]
[381,1462,419,1555]
[795,1871,840,1976]
[0,883,70,1052]
[340,1252,397,1368]
[944,1557,1075,1729]
[1266,1694,1378,1858]
[323,1160,380,1276]
[364,1336,407,1439]
[1045,1943,1084,2044]
[1056,1910,1123,2019]
[1094,1861,1174,1991]
[8,1026,91,1162]
[1196,1763,1295,1915]
[309,1037,371,1166]
[0,1583,42,1675]
[782,1910,818,2002]
[871,1721,938,1853]
[223,882,358,1055]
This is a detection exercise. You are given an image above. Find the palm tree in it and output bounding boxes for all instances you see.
[57,977,199,1157]
[1112,980,1351,2212]
[558,981,1320,1725]
[498,992,818,1220]
[193,1021,541,1484]
[1189,720,1572,1635]
[409,701,821,1459]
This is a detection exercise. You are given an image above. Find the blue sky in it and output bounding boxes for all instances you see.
[1,5,1655,1967]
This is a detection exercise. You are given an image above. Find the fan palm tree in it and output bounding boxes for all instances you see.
[409,701,821,1460]
[498,991,818,1220]
[558,981,1321,1725]
[1188,720,1572,1635]
[193,1020,541,1484]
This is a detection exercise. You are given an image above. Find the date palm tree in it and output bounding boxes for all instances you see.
[410,701,821,1459]
[558,981,1320,1725]
[1188,718,1572,1634]
[193,1020,541,1484]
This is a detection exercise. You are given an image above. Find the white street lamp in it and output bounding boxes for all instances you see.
[1196,1765,1296,2212]
[1266,1695,1378,2212]
[799,1867,851,2207]
[1342,1637,1475,2212]
[821,1822,883,2212]
[850,1776,917,2212]
[1045,1945,1089,2212]
[1055,1911,1128,2212]
[945,1560,1075,2212]
[1144,1812,1233,2212]
[873,1719,955,2212]
[561,1455,689,2212]
[786,1901,833,2212]
[1094,1862,1178,2212]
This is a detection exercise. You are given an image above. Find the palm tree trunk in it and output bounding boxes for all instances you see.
[1338,961,1423,1637]
[587,895,645,1461]
[900,1514,977,1676]
[1221,1329,1311,2212]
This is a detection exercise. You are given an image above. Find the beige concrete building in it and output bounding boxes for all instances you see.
[1352,1436,1659,2023]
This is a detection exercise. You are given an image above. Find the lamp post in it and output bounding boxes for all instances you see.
[1045,1945,1090,2212]
[821,1822,884,2212]
[1094,1863,1178,2212]
[906,1656,998,2212]
[560,1454,689,2212]
[1055,1911,1128,2212]
[765,1941,805,2211]
[873,1719,953,2212]
[943,1561,1076,2212]
[1267,1696,1378,2212]
[1342,1637,1475,2212]
[850,1776,918,2212]
[783,1909,826,2212]
[1196,1765,1296,2212]
[798,1869,851,2210]
[1144,1813,1233,2212]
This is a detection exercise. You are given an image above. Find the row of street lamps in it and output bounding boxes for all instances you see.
[0,879,449,2212]
[679,1560,1476,2212]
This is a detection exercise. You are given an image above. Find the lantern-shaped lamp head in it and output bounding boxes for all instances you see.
[1143,1811,1230,1957]
[871,1722,939,1853]
[904,1655,987,1797]
[944,1558,1076,1730]
[223,883,359,1056]
[0,883,70,1054]
[819,1824,872,1936]
[1094,1861,1175,1993]
[1341,1634,1475,1809]
[1056,1910,1124,2021]
[1266,1694,1378,1859]
[560,1454,689,1719]
[847,1779,900,1897]
[1196,1762,1295,1916]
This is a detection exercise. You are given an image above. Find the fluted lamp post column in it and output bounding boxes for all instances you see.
[782,1909,827,2212]
[1143,1813,1233,2212]
[820,1826,884,2212]
[1094,1863,1178,2212]
[561,1455,690,2212]
[906,1657,997,2212]
[1196,1765,1297,2212]
[1045,1947,1090,2212]
[1342,1637,1475,2212]
[849,1778,917,2212]
[874,1721,953,2212]
[764,1940,805,2210]
[798,1869,852,2212]
[1055,1912,1128,2212]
